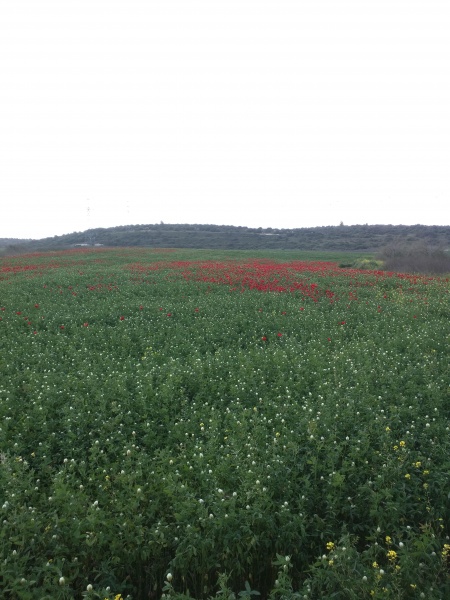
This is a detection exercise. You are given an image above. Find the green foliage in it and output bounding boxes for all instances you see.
[0,248,449,599]
[5,223,450,254]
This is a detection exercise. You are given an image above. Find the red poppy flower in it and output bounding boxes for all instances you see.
[33,331,37,335]
[139,305,144,310]
[261,336,267,341]
[194,308,199,312]
[16,311,22,315]
[328,337,331,342]
[60,325,65,330]
[277,332,282,337]
[120,316,125,321]
[34,304,39,308]
[299,307,304,311]
[83,322,89,327]
[167,313,172,317]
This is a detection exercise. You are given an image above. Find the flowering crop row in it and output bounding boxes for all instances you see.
[0,248,449,599]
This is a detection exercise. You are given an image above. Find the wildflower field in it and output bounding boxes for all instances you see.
[0,248,449,600]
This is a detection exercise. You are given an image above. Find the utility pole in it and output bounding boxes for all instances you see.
[86,203,95,245]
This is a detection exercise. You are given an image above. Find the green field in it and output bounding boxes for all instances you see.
[1,248,449,599]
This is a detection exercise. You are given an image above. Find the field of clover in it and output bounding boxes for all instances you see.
[0,247,449,600]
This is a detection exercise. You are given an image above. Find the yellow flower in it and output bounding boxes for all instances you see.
[385,427,391,432]
[328,559,334,566]
[393,445,398,451]
[326,541,335,551]
[399,440,406,447]
[414,461,421,468]
[423,470,429,475]
[372,561,379,568]
[385,536,392,544]
[387,550,397,561]
[442,544,450,557]
[405,473,411,479]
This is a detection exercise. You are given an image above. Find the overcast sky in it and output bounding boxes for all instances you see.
[1,1,449,239]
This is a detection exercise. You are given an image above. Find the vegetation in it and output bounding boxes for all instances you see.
[378,242,450,275]
[1,248,449,599]
[1,223,449,255]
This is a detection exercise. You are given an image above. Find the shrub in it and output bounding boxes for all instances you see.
[377,241,450,274]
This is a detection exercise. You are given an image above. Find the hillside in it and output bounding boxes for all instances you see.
[2,223,450,254]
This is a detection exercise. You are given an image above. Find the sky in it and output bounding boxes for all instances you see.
[1,1,449,240]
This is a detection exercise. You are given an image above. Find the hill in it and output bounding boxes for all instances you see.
[1,223,450,254]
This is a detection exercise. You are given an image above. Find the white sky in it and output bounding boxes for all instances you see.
[1,0,449,239]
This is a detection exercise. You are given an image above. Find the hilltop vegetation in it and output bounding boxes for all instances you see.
[2,223,450,254]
